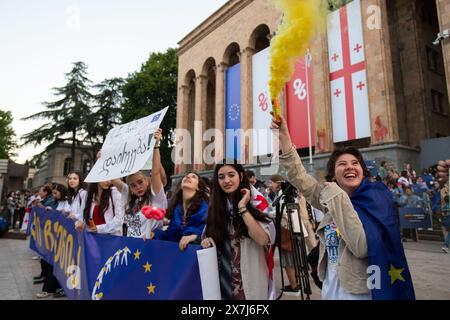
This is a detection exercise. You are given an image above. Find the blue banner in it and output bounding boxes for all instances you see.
[364,160,378,178]
[398,206,432,229]
[29,207,206,300]
[225,63,241,160]
[29,208,87,299]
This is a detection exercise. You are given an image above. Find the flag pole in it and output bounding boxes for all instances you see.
[305,50,313,172]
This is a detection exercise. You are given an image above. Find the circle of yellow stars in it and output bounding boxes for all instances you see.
[133,249,157,296]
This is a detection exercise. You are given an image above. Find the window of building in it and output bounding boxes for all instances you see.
[83,159,92,175]
[431,89,445,114]
[426,46,439,72]
[63,158,72,176]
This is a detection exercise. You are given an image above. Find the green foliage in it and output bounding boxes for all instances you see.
[85,77,125,153]
[0,109,17,158]
[121,48,178,175]
[27,150,48,168]
[21,61,93,171]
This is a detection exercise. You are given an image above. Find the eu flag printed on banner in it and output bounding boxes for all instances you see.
[225,63,241,160]
[84,232,203,300]
[351,179,415,300]
[29,207,220,300]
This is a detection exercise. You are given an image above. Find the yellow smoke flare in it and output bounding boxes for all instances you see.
[269,0,326,120]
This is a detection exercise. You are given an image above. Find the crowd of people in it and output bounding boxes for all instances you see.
[0,123,449,301]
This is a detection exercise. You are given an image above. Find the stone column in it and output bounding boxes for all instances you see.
[175,84,190,174]
[242,46,256,164]
[362,0,400,145]
[436,0,450,110]
[194,75,208,171]
[312,31,334,153]
[215,62,227,163]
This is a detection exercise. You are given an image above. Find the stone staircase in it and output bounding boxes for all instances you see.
[417,229,444,242]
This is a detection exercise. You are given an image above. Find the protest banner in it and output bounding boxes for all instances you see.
[364,160,378,178]
[398,206,432,229]
[29,207,220,300]
[85,107,169,182]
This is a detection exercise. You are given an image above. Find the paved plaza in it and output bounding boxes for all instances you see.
[0,237,449,300]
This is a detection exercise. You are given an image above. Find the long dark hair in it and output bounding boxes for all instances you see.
[167,172,209,220]
[204,162,270,249]
[40,185,53,199]
[83,183,112,222]
[52,183,68,202]
[126,171,153,215]
[325,146,370,182]
[67,171,87,205]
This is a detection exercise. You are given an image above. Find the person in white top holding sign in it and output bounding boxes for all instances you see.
[111,128,168,239]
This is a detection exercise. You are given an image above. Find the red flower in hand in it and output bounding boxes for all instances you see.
[141,206,166,220]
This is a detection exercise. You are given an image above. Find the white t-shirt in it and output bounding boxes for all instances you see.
[123,185,167,239]
[56,200,71,213]
[321,223,371,300]
[70,189,87,221]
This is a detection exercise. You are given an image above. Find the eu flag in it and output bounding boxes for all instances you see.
[83,233,204,300]
[29,208,214,300]
[225,63,241,160]
[351,178,415,300]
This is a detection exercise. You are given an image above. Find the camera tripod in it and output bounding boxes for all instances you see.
[273,185,312,300]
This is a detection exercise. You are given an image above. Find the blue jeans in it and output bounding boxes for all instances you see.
[443,226,450,247]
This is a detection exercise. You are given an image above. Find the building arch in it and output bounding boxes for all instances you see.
[248,24,271,53]
[223,42,241,67]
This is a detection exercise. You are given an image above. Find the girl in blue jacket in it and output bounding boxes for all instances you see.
[152,172,209,251]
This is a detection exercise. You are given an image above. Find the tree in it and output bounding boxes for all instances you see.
[27,150,48,169]
[21,61,93,171]
[85,77,125,158]
[0,109,17,158]
[121,48,178,175]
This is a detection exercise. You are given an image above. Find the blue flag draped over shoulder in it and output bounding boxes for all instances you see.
[351,179,415,300]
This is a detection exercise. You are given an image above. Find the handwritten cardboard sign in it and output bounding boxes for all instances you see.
[85,107,168,182]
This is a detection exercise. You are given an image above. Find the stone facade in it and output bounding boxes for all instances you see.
[32,143,95,188]
[175,0,450,176]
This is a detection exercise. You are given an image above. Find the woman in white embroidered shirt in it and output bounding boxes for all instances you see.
[201,162,275,300]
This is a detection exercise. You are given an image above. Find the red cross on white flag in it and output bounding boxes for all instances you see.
[327,0,371,143]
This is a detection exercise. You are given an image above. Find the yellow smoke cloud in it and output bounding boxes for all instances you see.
[269,0,326,101]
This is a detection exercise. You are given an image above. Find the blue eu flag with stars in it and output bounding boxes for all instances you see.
[83,232,203,300]
[225,63,241,160]
[351,178,415,300]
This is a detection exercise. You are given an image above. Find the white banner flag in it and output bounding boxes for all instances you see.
[327,0,371,143]
[252,47,273,157]
[85,107,169,182]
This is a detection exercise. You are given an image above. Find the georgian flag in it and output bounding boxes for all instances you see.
[250,185,276,300]
[327,0,371,143]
